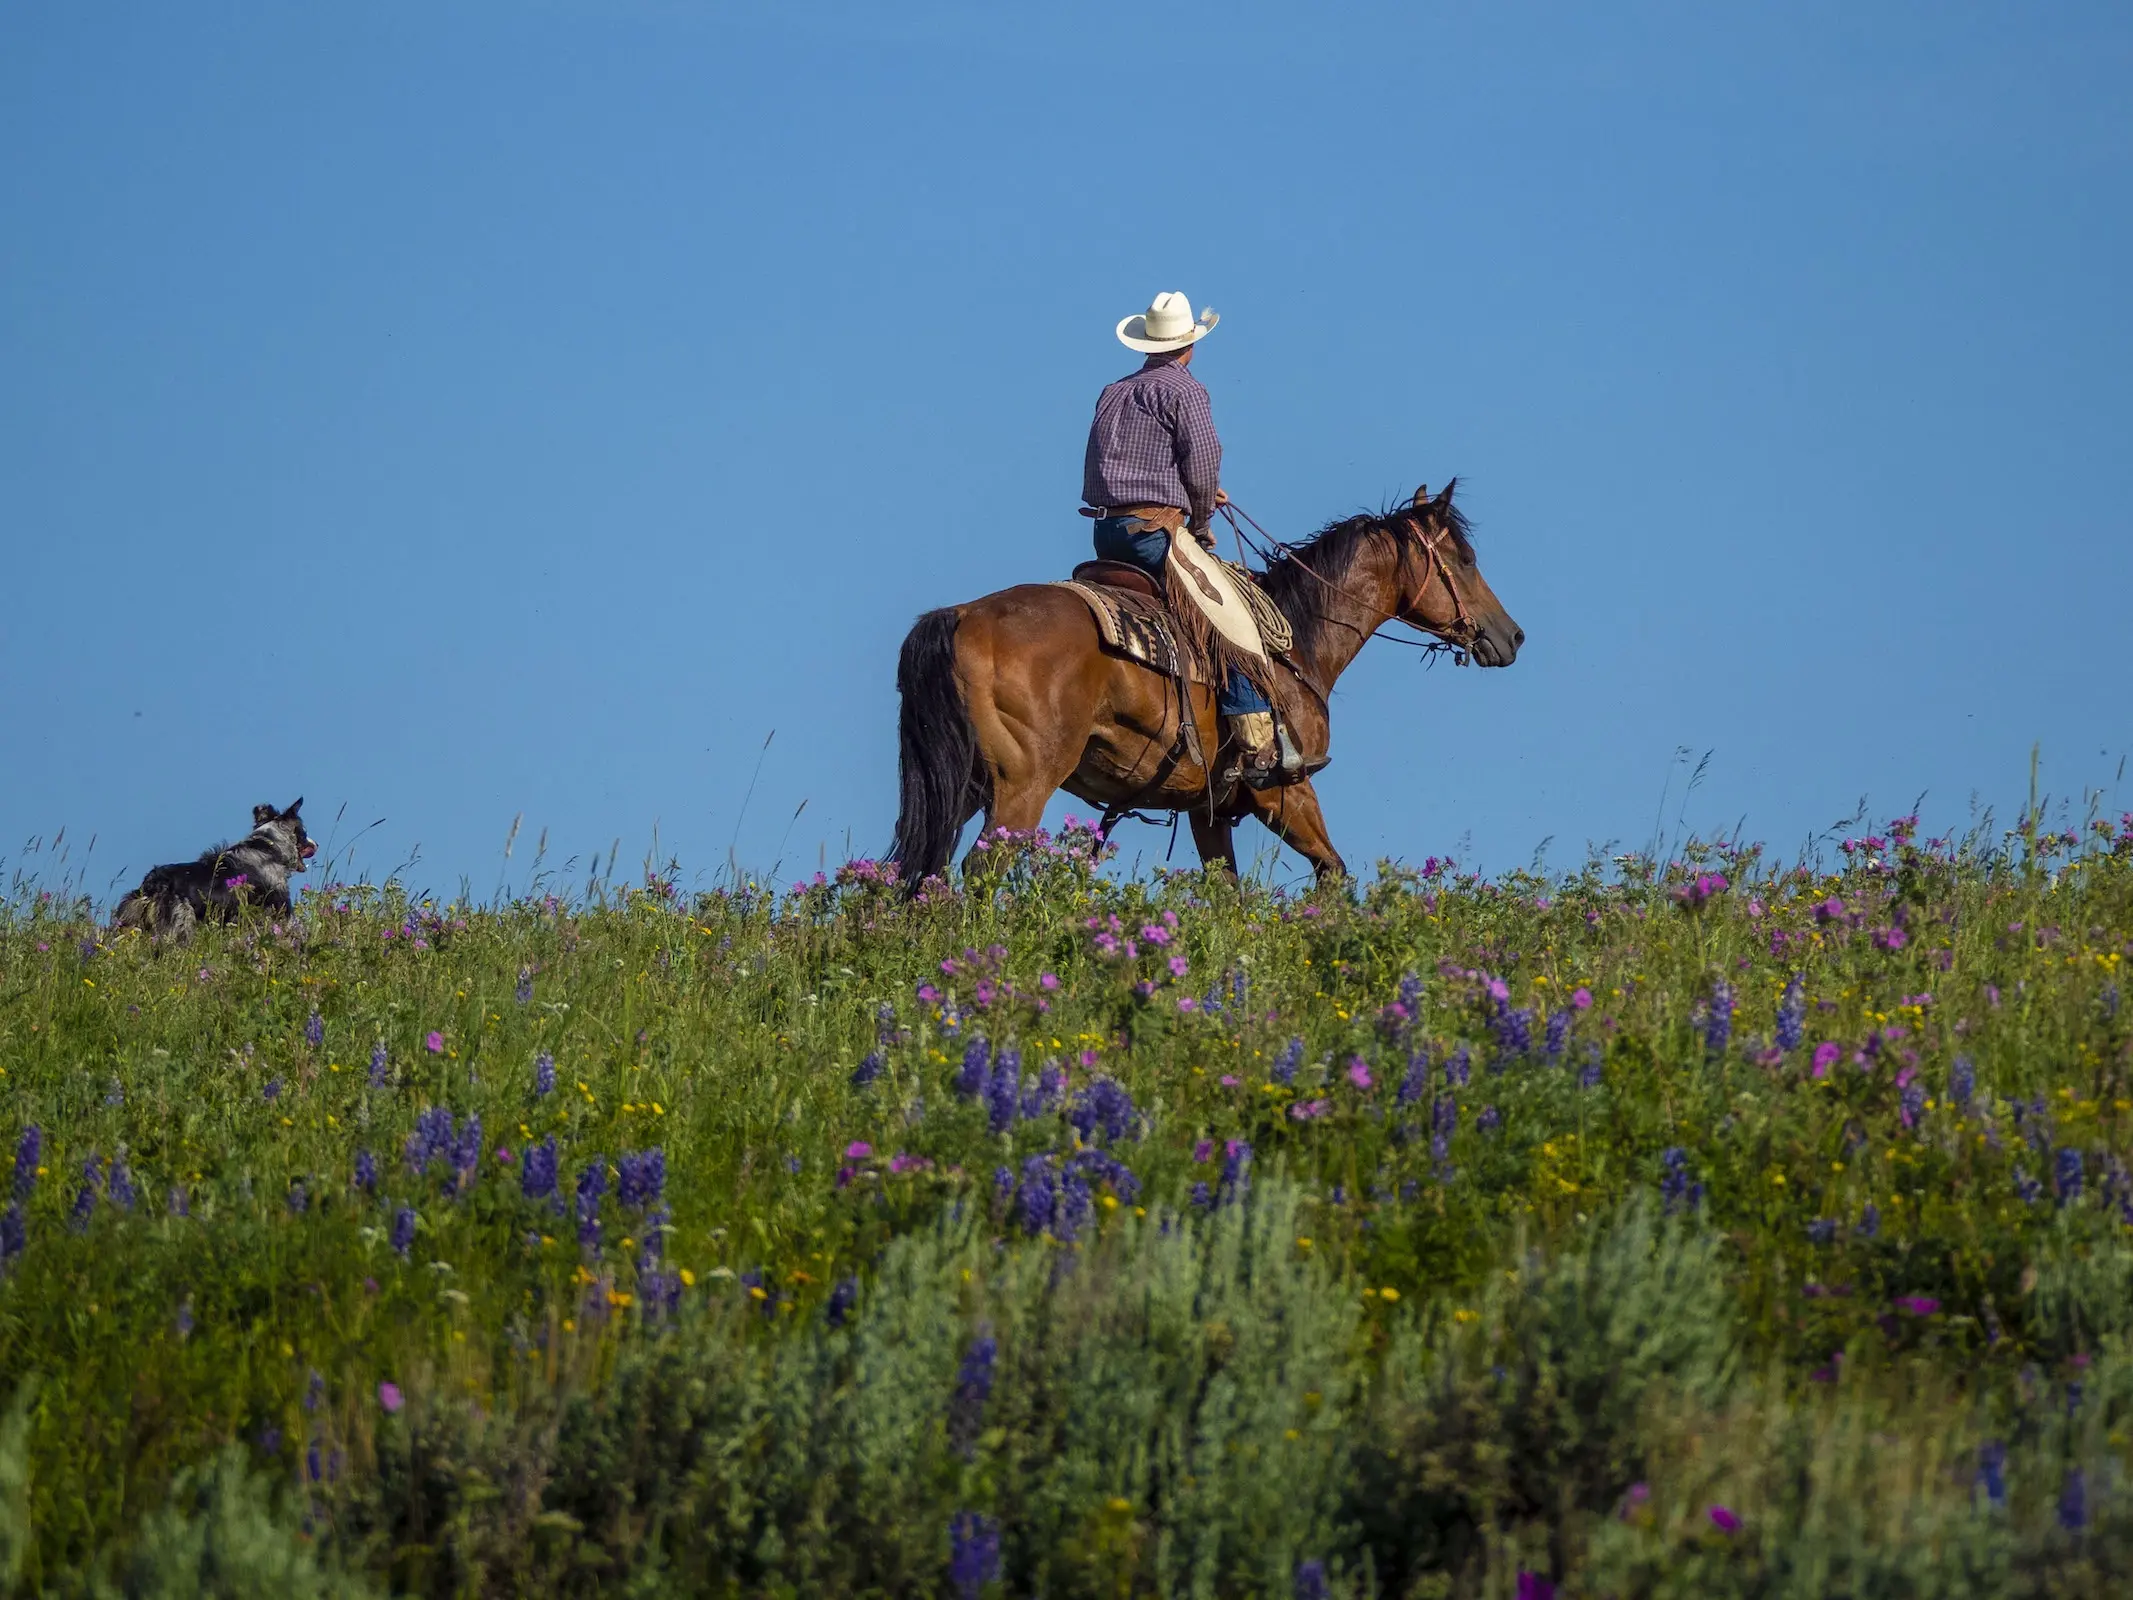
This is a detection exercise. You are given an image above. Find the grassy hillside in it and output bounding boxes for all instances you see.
[2,812,2131,1596]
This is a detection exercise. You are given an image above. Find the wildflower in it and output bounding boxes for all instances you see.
[1345,1060,1373,1091]
[1704,981,1734,1057]
[1295,1560,1328,1600]
[13,1127,41,1199]
[987,1047,1022,1133]
[1708,1505,1741,1534]
[354,1150,378,1194]
[287,1181,308,1215]
[70,1156,101,1230]
[948,1511,1000,1600]
[1857,1202,1881,1238]
[1477,1105,1501,1133]
[1015,1156,1055,1237]
[1190,1181,1213,1210]
[851,1051,884,1088]
[2056,1147,2083,1204]
[1873,926,1907,952]
[1168,954,1190,979]
[1288,1099,1331,1122]
[1517,1575,1556,1600]
[2013,1165,2042,1203]
[1272,1038,1303,1086]
[1544,1008,1571,1061]
[1572,986,1592,1010]
[390,1205,416,1256]
[515,968,534,1004]
[105,1077,124,1108]
[827,1276,858,1328]
[1775,975,1805,1052]
[305,1011,325,1047]
[950,1333,997,1457]
[1397,1048,1428,1107]
[1219,1140,1252,1204]
[1578,1048,1603,1090]
[1975,1440,2007,1507]
[1949,1055,1975,1109]
[424,1031,445,1054]
[617,1148,666,1208]
[0,1205,23,1265]
[263,1078,282,1104]
[1895,1295,1939,1316]
[368,1042,389,1089]
[1492,1005,1534,1063]
[1900,1080,1926,1127]
[1445,1045,1471,1088]
[1068,1078,1139,1145]
[534,1051,556,1097]
[377,1380,404,1414]
[305,1370,325,1412]
[1806,1219,1837,1244]
[1659,1148,1703,1214]
[108,1159,137,1212]
[955,1037,991,1100]
[1812,1041,1841,1078]
[2059,1468,2087,1532]
[174,1297,193,1338]
[520,1136,558,1202]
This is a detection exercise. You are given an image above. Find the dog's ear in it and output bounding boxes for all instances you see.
[253,804,276,827]
[283,797,304,817]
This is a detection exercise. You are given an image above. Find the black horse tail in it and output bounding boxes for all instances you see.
[889,607,988,889]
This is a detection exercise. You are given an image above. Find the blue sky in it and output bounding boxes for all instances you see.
[4,1,2127,901]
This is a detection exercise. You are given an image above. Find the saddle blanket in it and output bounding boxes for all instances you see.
[1051,581,1201,682]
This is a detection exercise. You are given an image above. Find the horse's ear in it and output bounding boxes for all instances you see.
[1411,483,1430,506]
[1433,478,1459,509]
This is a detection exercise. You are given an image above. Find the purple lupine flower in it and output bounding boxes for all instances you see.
[390,1205,417,1256]
[2056,1147,2084,1204]
[955,1036,991,1100]
[986,1047,1022,1134]
[0,1205,24,1264]
[70,1155,102,1230]
[1579,1047,1603,1089]
[1477,1105,1501,1134]
[451,1113,483,1188]
[405,1107,455,1174]
[12,1127,40,1199]
[1068,1078,1139,1145]
[168,1185,189,1217]
[1659,1148,1703,1213]
[1857,1202,1881,1238]
[1444,1046,1471,1089]
[1544,1008,1571,1061]
[305,1011,325,1047]
[1775,974,1806,1052]
[992,1166,1015,1210]
[108,1159,137,1212]
[105,1077,124,1108]
[1397,1047,1429,1107]
[286,1180,308,1215]
[1190,1181,1213,1210]
[174,1297,194,1338]
[1271,1037,1303,1086]
[305,1370,324,1412]
[851,1051,884,1088]
[826,1276,858,1328]
[1900,1079,1926,1127]
[2060,1468,2087,1532]
[948,1511,1000,1600]
[515,967,534,1005]
[263,1078,282,1104]
[1949,1055,1975,1110]
[1976,1440,2007,1507]
[533,1050,555,1097]
[1015,1155,1055,1237]
[2013,1164,2042,1203]
[950,1333,997,1457]
[617,1149,666,1209]
[1492,1005,1534,1064]
[1703,981,1734,1057]
[1806,1218,1837,1244]
[1295,1560,1328,1600]
[368,1042,389,1089]
[1022,1060,1067,1118]
[1219,1140,1251,1205]
[354,1150,378,1194]
[575,1160,606,1250]
[1057,1164,1095,1239]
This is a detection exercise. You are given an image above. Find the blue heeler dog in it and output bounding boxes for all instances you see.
[112,799,317,940]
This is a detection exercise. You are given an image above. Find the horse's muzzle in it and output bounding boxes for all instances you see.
[1469,622,1524,668]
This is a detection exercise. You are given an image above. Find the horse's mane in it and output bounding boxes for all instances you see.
[1255,498,1474,660]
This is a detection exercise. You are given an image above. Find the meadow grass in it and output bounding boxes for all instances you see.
[1,811,2130,1596]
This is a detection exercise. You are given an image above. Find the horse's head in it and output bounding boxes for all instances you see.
[1393,480,1523,667]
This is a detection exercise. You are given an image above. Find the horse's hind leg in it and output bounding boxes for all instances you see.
[1244,778,1348,882]
[953,614,1093,875]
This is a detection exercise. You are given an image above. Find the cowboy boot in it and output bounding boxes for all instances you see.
[1226,711,1282,790]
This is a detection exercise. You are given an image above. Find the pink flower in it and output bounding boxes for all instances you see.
[1168,955,1190,979]
[1895,1296,1940,1317]
[1812,1042,1840,1077]
[1039,973,1060,991]
[844,1141,873,1160]
[1516,1574,1556,1600]
[1177,997,1197,1013]
[495,1146,514,1164]
[1746,897,1765,919]
[1193,1140,1214,1162]
[1572,987,1593,1010]
[917,983,941,1003]
[1708,1505,1741,1534]
[1219,1073,1239,1086]
[1486,977,1511,1003]
[378,1381,404,1414]
[424,1031,445,1054]
[1874,926,1908,952]
[1345,1060,1373,1090]
[1288,1098,1331,1122]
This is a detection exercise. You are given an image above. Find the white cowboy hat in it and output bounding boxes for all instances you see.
[1116,291,1219,354]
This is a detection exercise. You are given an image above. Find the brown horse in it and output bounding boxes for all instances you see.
[889,480,1522,885]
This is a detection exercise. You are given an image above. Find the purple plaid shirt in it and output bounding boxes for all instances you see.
[1082,358,1222,530]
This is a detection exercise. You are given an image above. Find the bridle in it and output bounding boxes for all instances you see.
[1217,501,1483,697]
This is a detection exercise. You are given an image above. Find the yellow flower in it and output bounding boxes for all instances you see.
[679,1268,696,1287]
[1295,1237,1313,1251]
[1379,1287,1400,1303]
[1453,1308,1478,1324]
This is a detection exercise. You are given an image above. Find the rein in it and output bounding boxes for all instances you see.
[1217,500,1481,674]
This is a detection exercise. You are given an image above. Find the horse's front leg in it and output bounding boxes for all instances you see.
[1188,813,1238,876]
[1243,778,1348,882]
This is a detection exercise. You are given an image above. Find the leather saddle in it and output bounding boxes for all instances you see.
[1071,559,1162,601]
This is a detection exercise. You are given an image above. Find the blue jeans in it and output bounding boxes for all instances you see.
[1091,516,1270,716]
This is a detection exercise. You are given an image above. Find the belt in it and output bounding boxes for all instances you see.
[1081,504,1188,527]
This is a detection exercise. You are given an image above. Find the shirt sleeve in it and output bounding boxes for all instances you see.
[1170,378,1223,530]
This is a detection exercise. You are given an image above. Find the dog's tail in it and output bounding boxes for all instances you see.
[888,607,987,891]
